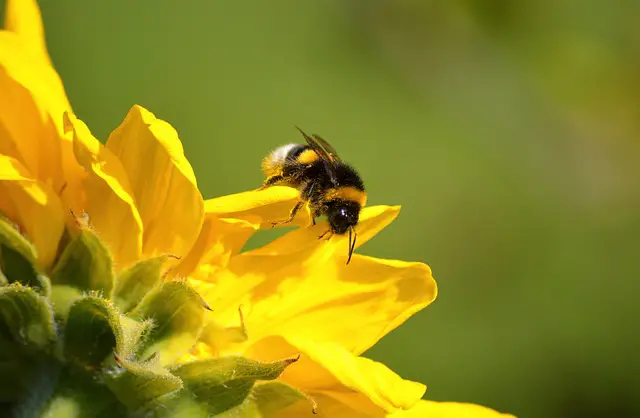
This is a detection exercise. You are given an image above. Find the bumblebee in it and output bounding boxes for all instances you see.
[260,127,366,264]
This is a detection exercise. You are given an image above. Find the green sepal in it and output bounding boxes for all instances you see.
[130,280,209,365]
[35,367,127,418]
[49,284,83,319]
[104,357,183,412]
[51,228,114,294]
[0,216,48,293]
[0,216,37,264]
[36,274,52,298]
[215,382,314,418]
[112,255,169,313]
[249,381,314,416]
[168,355,299,416]
[63,294,123,369]
[119,315,154,360]
[156,397,207,418]
[0,283,55,349]
[0,284,56,403]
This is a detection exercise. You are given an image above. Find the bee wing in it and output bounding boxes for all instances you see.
[295,126,340,183]
[310,134,342,162]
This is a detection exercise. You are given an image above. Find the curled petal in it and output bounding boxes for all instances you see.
[247,336,425,415]
[64,112,143,268]
[172,215,257,280]
[106,105,203,259]
[0,155,63,268]
[196,251,435,356]
[388,400,516,418]
[248,205,400,259]
[205,186,312,228]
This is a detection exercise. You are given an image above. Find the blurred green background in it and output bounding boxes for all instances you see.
[13,0,640,416]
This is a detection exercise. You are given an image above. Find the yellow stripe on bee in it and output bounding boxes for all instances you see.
[324,186,367,206]
[296,149,320,164]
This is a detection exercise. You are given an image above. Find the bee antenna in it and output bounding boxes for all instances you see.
[347,226,357,265]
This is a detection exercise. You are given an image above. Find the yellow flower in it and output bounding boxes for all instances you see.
[0,0,516,417]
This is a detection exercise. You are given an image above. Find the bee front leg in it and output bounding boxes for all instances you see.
[300,182,320,228]
[271,199,305,227]
[318,230,333,240]
[258,174,285,190]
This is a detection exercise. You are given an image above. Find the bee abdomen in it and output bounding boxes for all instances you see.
[261,143,305,176]
[324,186,367,207]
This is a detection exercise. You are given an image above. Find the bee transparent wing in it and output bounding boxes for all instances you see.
[295,126,335,163]
[311,134,342,162]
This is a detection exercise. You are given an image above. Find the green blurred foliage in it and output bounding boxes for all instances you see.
[5,0,640,416]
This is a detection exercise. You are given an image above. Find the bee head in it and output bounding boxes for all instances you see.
[327,200,360,235]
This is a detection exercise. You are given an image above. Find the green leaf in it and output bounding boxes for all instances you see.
[0,283,55,349]
[51,229,114,294]
[168,355,298,416]
[130,280,209,365]
[104,358,183,412]
[0,216,47,293]
[112,255,169,313]
[63,295,123,369]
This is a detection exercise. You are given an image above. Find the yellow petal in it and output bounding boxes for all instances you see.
[64,112,143,268]
[388,400,516,418]
[275,391,382,417]
[247,205,400,260]
[196,250,435,355]
[3,0,52,66]
[204,186,312,228]
[0,154,63,268]
[247,336,425,414]
[0,52,66,191]
[171,215,257,280]
[0,33,71,131]
[105,105,203,259]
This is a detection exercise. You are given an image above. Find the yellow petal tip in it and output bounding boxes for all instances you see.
[128,104,155,125]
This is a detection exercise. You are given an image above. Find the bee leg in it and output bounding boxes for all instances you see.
[307,207,318,228]
[298,182,319,228]
[271,199,305,227]
[318,230,333,240]
[258,174,285,190]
